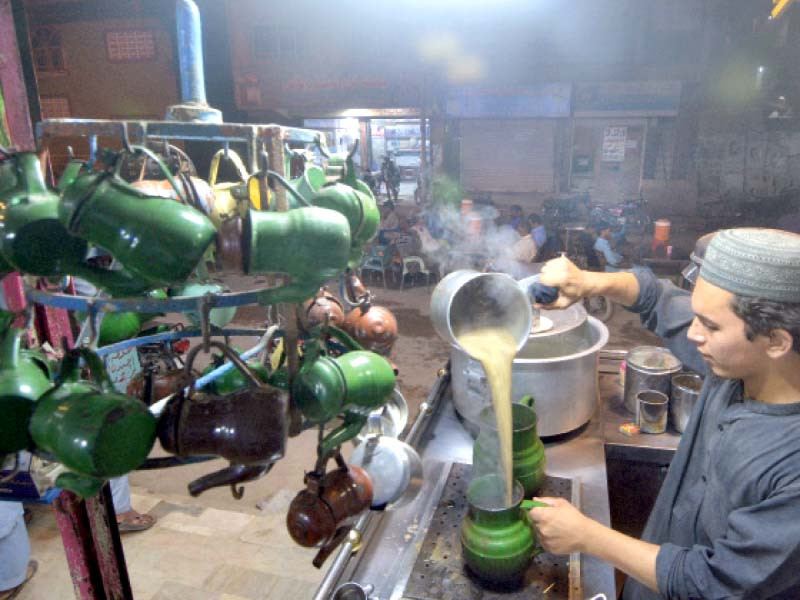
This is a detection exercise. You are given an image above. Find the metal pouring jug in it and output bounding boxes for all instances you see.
[461,474,548,583]
[430,270,532,353]
[29,347,157,498]
[157,342,287,496]
[473,396,546,498]
[0,329,53,454]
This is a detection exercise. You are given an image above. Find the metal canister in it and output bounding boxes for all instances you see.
[623,346,682,416]
[670,373,704,433]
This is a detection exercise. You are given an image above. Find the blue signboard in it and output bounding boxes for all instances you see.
[446,84,571,118]
[574,81,682,116]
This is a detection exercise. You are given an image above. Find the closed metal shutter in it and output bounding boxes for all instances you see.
[460,119,555,194]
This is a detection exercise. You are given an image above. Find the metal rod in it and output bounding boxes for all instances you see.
[175,0,207,105]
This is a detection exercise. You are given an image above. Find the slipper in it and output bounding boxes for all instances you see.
[116,512,156,533]
[0,560,38,600]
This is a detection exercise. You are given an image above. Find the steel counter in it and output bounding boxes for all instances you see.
[317,371,617,599]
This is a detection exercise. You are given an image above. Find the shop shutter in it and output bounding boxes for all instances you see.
[460,119,555,194]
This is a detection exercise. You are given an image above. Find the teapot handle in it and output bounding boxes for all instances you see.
[184,340,265,392]
[520,499,550,510]
[113,145,188,205]
[208,148,249,187]
[58,347,115,391]
[519,395,536,409]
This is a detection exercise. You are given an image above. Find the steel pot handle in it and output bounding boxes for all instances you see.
[184,340,265,393]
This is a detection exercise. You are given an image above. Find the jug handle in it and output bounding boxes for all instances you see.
[521,499,550,557]
[266,170,312,207]
[58,347,116,390]
[208,147,250,186]
[113,145,188,205]
[0,329,22,370]
[519,395,536,409]
[184,340,265,393]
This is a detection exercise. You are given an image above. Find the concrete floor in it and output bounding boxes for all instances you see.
[16,267,663,600]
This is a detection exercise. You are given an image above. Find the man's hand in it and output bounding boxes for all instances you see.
[529,496,661,592]
[537,256,589,309]
[528,497,591,555]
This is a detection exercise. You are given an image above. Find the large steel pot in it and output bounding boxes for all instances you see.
[623,346,682,416]
[452,315,609,438]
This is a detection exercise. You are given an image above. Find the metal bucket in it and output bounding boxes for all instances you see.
[430,270,532,354]
[451,316,609,438]
[623,346,682,416]
[670,372,703,433]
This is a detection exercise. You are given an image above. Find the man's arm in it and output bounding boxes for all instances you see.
[529,497,659,592]
[538,255,640,308]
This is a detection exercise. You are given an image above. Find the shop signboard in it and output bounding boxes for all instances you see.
[602,126,627,162]
[575,81,682,117]
[446,84,571,118]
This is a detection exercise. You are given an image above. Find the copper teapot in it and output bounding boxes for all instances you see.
[341,272,398,355]
[301,287,345,332]
[286,454,373,567]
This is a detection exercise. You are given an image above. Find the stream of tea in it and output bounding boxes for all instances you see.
[457,327,518,506]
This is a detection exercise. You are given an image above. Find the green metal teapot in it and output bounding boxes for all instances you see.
[0,152,151,295]
[461,474,548,584]
[0,329,53,454]
[59,147,216,289]
[473,396,546,498]
[242,206,351,304]
[292,328,395,455]
[310,183,379,268]
[29,347,157,498]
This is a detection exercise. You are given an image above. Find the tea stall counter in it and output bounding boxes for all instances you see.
[317,372,617,599]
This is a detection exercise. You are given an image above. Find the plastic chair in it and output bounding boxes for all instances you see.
[359,245,392,288]
[393,235,432,289]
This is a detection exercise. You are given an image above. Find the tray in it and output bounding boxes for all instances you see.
[403,463,579,600]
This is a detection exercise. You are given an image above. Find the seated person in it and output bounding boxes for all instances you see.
[506,204,523,230]
[378,201,402,244]
[510,218,539,264]
[593,222,624,271]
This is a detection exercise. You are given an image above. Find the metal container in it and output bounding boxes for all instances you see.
[430,270,532,354]
[670,372,703,433]
[451,316,609,438]
[623,346,682,416]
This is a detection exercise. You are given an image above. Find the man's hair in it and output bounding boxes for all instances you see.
[510,204,522,213]
[527,213,542,226]
[732,296,800,354]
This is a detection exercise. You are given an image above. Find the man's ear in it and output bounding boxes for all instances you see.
[766,329,795,359]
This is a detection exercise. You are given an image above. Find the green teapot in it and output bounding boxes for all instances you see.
[461,474,548,583]
[310,183,379,268]
[0,153,151,295]
[59,147,216,289]
[0,329,53,454]
[289,165,326,207]
[473,396,546,498]
[29,348,157,498]
[243,206,351,304]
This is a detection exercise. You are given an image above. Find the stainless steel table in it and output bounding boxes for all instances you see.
[316,371,617,599]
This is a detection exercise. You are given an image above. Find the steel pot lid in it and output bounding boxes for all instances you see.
[626,346,682,373]
[349,435,423,509]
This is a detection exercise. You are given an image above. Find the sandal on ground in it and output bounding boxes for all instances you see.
[0,559,38,600]
[116,511,156,533]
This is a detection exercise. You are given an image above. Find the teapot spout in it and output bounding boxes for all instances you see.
[187,462,273,497]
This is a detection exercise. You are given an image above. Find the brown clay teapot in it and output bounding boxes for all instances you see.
[286,459,373,550]
[127,366,192,406]
[157,342,287,496]
[301,288,346,332]
[343,304,398,355]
